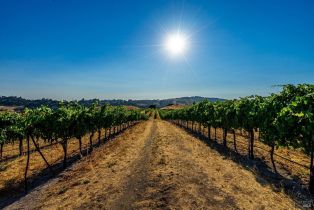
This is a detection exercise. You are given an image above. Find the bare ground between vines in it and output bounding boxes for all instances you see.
[5,119,298,209]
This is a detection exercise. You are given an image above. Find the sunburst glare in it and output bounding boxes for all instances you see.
[164,32,189,57]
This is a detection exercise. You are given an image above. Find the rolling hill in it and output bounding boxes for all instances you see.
[0,96,225,109]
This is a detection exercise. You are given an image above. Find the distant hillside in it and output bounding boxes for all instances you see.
[134,96,224,108]
[161,104,186,110]
[0,96,225,109]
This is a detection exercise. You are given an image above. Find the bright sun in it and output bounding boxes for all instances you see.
[164,33,188,57]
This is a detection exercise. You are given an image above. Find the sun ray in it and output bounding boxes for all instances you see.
[164,32,188,57]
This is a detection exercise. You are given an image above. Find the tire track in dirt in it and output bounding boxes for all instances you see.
[108,120,172,209]
[110,120,157,209]
[109,119,240,209]
[148,120,239,209]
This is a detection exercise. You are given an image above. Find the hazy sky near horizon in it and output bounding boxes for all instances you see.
[0,0,314,100]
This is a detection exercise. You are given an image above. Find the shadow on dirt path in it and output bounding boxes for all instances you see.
[172,121,312,208]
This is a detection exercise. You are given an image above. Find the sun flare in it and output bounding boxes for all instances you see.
[164,33,188,57]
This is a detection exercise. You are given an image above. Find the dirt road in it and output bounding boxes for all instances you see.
[5,119,297,209]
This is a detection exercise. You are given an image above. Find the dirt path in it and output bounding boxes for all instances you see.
[111,120,157,209]
[5,119,298,209]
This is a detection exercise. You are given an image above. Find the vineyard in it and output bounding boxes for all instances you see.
[0,84,313,209]
[160,84,314,195]
[0,103,147,202]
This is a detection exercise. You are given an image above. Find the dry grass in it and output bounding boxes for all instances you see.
[183,122,310,185]
[149,120,297,209]
[0,126,123,199]
[5,120,298,209]
[0,106,23,112]
[161,104,186,110]
[1,139,56,161]
[0,136,89,195]
[211,125,309,184]
[5,121,152,209]
[124,105,140,110]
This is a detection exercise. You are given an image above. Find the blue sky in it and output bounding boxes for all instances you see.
[0,0,313,100]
